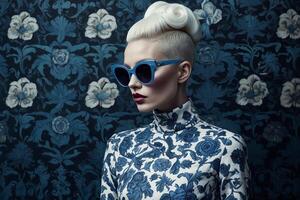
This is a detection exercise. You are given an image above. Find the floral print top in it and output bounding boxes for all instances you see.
[100,98,251,200]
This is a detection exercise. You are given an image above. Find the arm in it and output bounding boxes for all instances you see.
[100,137,118,200]
[219,134,251,200]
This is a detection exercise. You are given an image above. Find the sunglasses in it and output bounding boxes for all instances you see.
[111,58,184,87]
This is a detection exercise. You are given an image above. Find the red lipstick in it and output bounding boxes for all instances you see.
[132,93,147,104]
[132,93,147,98]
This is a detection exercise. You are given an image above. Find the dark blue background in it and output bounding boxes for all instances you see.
[0,0,299,199]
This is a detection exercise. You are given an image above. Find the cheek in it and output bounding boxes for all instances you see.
[149,69,177,92]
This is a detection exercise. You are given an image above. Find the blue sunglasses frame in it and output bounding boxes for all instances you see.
[111,58,184,87]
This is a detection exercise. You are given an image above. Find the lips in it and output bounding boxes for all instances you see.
[132,93,147,98]
[132,93,147,104]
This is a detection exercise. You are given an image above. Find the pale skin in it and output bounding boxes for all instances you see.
[124,38,193,112]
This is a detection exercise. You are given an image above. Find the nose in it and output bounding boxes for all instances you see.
[128,74,142,89]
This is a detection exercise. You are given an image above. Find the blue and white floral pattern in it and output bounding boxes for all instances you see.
[236,74,269,106]
[193,0,222,39]
[52,49,69,65]
[277,9,300,39]
[100,98,250,199]
[0,1,299,199]
[85,77,119,108]
[193,0,222,25]
[5,77,38,108]
[7,11,39,40]
[33,41,89,81]
[280,78,300,108]
[52,116,70,134]
[85,9,117,39]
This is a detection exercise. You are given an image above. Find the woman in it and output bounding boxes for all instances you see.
[100,1,250,199]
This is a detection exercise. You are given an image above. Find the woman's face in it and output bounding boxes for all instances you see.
[124,39,182,112]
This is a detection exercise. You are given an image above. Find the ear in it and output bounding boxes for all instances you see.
[177,61,192,83]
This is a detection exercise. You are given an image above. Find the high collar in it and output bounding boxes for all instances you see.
[150,97,204,134]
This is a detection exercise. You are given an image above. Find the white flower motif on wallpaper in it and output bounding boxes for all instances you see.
[7,11,39,40]
[85,9,117,39]
[280,78,300,108]
[85,77,119,108]
[193,0,222,25]
[277,9,300,39]
[5,77,38,108]
[236,74,269,106]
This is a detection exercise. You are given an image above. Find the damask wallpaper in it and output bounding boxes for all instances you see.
[0,0,299,199]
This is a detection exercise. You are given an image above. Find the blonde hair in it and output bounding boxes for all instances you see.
[126,1,201,64]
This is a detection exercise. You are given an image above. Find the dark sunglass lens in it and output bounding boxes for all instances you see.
[115,67,129,86]
[136,64,152,83]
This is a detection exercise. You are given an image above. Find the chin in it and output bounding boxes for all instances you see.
[136,104,154,112]
[135,100,156,112]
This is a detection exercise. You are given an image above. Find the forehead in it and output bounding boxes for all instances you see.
[124,39,167,67]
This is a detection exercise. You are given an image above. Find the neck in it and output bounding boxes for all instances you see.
[151,96,204,133]
[155,89,188,113]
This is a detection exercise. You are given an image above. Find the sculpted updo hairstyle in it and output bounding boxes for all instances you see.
[126,1,201,65]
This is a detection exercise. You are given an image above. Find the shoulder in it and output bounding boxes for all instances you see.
[209,125,248,163]
[200,122,249,169]
[197,120,247,150]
